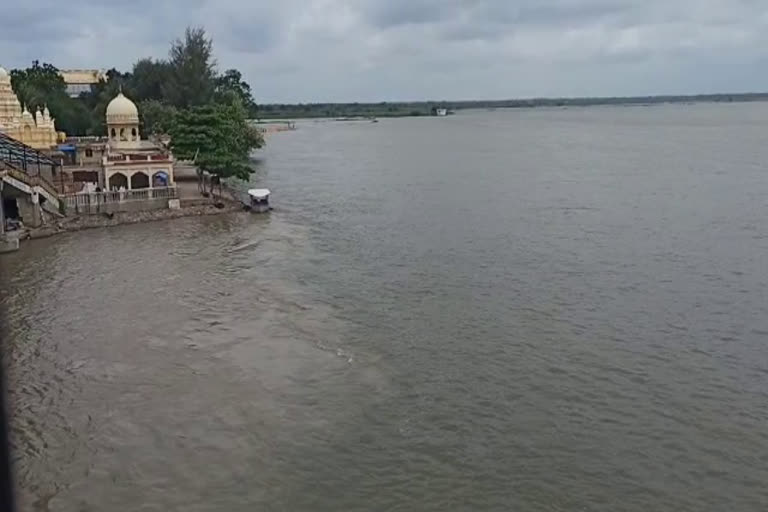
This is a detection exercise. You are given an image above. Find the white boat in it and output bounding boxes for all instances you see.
[247,188,271,213]
[435,108,448,116]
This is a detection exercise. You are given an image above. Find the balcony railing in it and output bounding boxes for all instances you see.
[62,186,178,210]
[104,153,173,164]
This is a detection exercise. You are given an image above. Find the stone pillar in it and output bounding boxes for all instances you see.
[30,190,42,227]
[0,181,5,235]
[0,178,19,252]
[16,192,42,228]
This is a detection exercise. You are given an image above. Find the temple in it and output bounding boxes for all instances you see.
[0,66,59,150]
[58,90,178,213]
[101,91,175,190]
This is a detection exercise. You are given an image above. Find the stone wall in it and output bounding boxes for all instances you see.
[58,202,243,232]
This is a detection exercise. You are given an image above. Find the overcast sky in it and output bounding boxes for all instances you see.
[3,0,768,102]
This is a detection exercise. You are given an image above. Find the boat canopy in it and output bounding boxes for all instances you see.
[248,188,270,200]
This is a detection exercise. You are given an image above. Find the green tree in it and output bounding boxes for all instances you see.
[53,99,92,136]
[215,69,257,116]
[10,61,67,108]
[164,27,216,108]
[170,100,264,191]
[130,58,171,102]
[8,27,264,145]
[138,99,178,136]
[9,61,93,135]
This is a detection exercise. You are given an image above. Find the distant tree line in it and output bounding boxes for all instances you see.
[10,27,264,184]
[257,94,768,119]
[258,102,448,119]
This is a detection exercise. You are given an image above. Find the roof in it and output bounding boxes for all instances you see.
[106,92,139,124]
[59,69,106,85]
[248,188,271,199]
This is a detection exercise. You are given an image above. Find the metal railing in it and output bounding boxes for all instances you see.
[0,132,60,198]
[62,186,178,210]
[104,153,173,164]
[2,166,60,201]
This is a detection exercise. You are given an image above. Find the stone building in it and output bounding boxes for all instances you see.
[59,69,106,98]
[60,91,177,214]
[0,66,59,150]
[61,91,175,192]
[102,91,175,190]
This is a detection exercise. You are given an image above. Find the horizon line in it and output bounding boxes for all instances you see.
[258,91,768,106]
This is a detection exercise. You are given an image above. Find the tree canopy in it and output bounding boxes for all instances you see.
[9,27,259,133]
[9,61,91,135]
[8,26,264,182]
[215,69,257,113]
[164,27,217,109]
[131,59,170,102]
[170,99,263,181]
[139,99,178,137]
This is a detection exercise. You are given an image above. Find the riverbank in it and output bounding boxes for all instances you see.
[2,164,252,249]
[24,201,244,240]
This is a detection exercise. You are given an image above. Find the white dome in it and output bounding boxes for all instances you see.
[106,92,139,124]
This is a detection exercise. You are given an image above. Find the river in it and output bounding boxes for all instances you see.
[2,104,768,511]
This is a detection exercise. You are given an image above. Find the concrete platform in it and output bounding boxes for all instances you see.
[0,233,20,253]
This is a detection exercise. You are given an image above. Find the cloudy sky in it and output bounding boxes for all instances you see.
[3,0,768,102]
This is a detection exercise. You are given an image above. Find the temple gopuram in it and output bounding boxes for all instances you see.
[0,66,59,150]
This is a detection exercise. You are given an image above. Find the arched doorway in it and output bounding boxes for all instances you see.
[130,172,149,189]
[152,171,169,187]
[109,172,128,190]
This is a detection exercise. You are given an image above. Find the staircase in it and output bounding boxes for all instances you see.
[1,133,63,228]
[0,161,61,211]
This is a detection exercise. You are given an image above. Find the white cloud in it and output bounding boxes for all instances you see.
[3,0,768,101]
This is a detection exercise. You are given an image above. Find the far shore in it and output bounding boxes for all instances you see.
[255,92,768,119]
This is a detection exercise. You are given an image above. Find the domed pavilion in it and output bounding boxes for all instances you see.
[100,91,175,191]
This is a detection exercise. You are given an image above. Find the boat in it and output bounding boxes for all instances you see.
[435,108,448,117]
[247,188,271,213]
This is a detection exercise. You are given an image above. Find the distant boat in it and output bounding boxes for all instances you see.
[247,188,271,213]
[435,108,448,117]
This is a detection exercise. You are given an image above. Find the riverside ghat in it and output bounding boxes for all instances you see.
[1,86,270,252]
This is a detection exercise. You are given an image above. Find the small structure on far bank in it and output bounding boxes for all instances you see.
[59,69,107,98]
